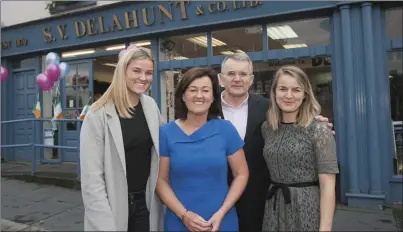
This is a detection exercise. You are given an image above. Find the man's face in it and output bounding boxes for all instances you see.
[220,59,254,98]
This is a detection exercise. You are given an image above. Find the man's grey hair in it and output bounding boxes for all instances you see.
[221,52,253,73]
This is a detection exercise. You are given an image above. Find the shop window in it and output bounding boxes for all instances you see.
[389,50,403,175]
[249,57,333,121]
[386,7,403,40]
[266,18,330,50]
[212,25,263,56]
[65,62,91,130]
[161,70,185,121]
[11,57,37,69]
[159,33,208,61]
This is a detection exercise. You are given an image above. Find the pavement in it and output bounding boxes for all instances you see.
[1,177,400,231]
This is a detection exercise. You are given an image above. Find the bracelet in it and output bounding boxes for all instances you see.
[181,209,189,221]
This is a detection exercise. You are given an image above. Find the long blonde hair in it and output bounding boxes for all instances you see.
[91,47,154,118]
[267,65,321,130]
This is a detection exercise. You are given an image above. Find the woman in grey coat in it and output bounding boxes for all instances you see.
[80,45,164,231]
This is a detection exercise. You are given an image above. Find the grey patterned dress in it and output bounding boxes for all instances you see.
[261,120,339,231]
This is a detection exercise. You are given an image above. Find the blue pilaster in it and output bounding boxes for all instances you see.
[339,5,360,194]
[361,2,383,195]
[331,11,348,204]
[333,2,391,208]
[351,5,369,194]
[373,5,396,205]
[151,38,161,109]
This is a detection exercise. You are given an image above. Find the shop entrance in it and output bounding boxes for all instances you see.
[11,69,37,161]
[61,59,93,162]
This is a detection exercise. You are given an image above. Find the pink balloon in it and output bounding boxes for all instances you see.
[36,73,52,91]
[0,66,8,82]
[45,63,61,83]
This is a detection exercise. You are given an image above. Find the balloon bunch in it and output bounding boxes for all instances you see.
[36,52,70,91]
[0,65,8,82]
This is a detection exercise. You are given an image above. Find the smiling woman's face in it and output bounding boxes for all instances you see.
[275,74,305,113]
[125,59,154,95]
[183,76,214,116]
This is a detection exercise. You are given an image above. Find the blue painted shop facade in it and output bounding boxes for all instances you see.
[1,1,402,208]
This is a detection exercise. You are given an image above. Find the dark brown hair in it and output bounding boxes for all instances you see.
[174,67,222,120]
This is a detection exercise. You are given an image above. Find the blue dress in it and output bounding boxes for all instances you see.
[159,119,245,231]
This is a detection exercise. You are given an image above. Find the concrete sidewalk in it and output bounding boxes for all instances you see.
[1,177,399,231]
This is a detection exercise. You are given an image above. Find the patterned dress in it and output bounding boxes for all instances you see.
[261,120,339,231]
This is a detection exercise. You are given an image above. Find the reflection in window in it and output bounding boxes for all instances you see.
[159,33,208,61]
[386,7,403,40]
[389,51,403,175]
[266,18,330,50]
[161,70,188,121]
[11,57,37,69]
[249,57,333,121]
[64,62,91,131]
[212,26,263,56]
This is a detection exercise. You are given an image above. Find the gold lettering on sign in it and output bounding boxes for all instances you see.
[36,1,263,44]
[43,27,56,43]
[56,24,68,40]
[16,38,28,47]
[175,1,190,20]
[250,1,261,7]
[1,41,12,49]
[98,16,110,33]
[87,18,98,35]
[142,7,155,26]
[158,3,173,24]
[242,1,247,8]
[219,1,228,11]
[196,5,204,15]
[208,3,214,13]
[112,15,124,31]
[124,11,139,29]
[232,1,240,10]
[74,21,86,37]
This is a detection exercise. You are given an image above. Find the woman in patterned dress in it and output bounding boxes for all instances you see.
[261,66,339,231]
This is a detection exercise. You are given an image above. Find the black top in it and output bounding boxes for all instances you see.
[118,102,153,193]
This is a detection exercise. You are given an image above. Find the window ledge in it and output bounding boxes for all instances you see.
[391,176,403,183]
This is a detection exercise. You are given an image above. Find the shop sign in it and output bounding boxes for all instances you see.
[42,1,262,44]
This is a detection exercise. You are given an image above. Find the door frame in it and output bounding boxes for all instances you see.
[59,58,94,162]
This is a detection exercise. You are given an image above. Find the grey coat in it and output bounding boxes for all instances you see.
[80,94,165,231]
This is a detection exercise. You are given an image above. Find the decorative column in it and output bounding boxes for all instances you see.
[333,2,389,208]
[361,2,383,195]
[339,4,361,194]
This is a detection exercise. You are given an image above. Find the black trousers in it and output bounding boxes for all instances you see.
[127,191,149,232]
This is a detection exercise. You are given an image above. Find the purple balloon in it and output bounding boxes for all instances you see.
[0,66,8,82]
[36,73,52,91]
[45,63,61,83]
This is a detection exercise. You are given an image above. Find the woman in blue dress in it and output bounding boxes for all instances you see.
[156,67,249,231]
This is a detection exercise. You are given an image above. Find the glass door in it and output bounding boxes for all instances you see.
[61,59,93,162]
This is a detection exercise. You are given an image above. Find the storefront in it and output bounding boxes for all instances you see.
[1,1,402,208]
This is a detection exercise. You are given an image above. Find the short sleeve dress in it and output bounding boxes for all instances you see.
[159,118,245,231]
[261,120,339,231]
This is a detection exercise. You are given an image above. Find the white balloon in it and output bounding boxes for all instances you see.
[45,52,60,66]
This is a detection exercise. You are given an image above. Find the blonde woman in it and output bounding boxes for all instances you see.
[80,45,164,231]
[262,66,338,231]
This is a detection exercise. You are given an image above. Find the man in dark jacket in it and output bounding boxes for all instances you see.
[219,52,331,231]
